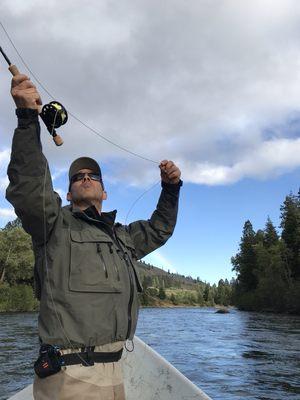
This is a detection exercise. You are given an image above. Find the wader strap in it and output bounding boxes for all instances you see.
[61,348,123,366]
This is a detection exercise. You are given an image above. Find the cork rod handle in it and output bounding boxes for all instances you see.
[8,64,20,76]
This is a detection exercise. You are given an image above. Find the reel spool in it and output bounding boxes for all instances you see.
[40,101,68,146]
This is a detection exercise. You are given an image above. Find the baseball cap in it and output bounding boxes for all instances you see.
[68,157,103,190]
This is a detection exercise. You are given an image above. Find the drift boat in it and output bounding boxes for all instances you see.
[8,336,212,400]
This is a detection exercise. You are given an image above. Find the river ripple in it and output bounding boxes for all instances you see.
[0,308,299,399]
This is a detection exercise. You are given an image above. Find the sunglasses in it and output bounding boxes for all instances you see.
[70,172,101,184]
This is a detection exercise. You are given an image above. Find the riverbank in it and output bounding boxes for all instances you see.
[0,284,223,312]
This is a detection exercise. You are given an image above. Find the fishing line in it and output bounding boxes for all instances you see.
[41,122,158,361]
[124,181,160,225]
[0,20,158,164]
[1,20,166,360]
[41,98,160,362]
[42,109,90,365]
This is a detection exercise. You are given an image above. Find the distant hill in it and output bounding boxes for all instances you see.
[136,260,233,307]
[137,260,204,289]
[0,218,234,311]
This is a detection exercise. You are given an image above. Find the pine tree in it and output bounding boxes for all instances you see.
[264,217,279,248]
[231,220,258,292]
[280,194,300,279]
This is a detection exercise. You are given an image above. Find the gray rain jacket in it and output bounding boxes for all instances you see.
[6,109,182,349]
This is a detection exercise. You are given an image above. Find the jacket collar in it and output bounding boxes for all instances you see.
[71,205,117,226]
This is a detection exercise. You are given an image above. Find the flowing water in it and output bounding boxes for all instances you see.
[0,308,299,399]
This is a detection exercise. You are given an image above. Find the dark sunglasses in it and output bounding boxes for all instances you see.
[70,172,101,184]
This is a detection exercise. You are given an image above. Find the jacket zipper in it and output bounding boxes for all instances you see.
[123,252,134,339]
[93,223,134,339]
[108,243,120,281]
[97,243,108,278]
[111,230,135,339]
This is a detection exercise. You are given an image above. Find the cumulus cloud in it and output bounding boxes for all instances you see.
[1,1,300,185]
[0,207,16,218]
[0,149,10,192]
[181,137,300,185]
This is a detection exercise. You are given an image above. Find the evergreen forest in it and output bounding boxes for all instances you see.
[232,191,300,314]
[1,186,300,315]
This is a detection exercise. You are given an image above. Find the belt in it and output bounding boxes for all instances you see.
[61,347,123,367]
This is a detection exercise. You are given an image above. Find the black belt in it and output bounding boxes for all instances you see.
[61,348,123,367]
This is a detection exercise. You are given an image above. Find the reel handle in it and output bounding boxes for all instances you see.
[8,64,64,146]
[53,134,63,146]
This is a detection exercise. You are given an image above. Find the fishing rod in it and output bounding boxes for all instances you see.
[0,45,67,146]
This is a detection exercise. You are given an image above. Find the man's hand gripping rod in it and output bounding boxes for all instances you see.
[0,46,67,146]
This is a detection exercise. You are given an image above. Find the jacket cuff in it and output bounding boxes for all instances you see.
[16,108,39,127]
[161,179,183,193]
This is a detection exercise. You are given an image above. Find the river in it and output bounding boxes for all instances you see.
[0,308,299,400]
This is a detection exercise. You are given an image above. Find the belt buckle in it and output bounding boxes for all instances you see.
[82,346,95,367]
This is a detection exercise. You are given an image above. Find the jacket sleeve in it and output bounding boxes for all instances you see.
[6,109,61,245]
[126,180,182,259]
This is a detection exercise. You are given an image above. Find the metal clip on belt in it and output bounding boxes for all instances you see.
[61,347,123,367]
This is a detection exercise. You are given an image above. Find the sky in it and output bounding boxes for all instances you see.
[1,0,300,283]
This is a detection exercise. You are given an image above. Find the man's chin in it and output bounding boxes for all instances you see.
[73,197,97,206]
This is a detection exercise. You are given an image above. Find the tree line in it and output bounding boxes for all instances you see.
[231,191,300,314]
[0,218,233,311]
[138,272,233,307]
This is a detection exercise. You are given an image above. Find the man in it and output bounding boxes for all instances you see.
[6,73,182,400]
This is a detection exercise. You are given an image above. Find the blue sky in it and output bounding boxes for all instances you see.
[1,1,300,284]
[1,155,299,284]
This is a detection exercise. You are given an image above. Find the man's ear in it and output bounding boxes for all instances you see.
[102,191,107,201]
[67,192,72,202]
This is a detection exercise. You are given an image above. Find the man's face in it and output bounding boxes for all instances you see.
[67,168,107,207]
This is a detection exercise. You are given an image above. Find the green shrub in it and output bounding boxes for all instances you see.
[0,283,10,312]
[0,284,38,312]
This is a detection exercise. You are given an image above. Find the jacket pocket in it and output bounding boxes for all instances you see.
[69,230,122,293]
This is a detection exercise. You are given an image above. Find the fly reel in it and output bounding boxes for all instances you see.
[40,101,68,146]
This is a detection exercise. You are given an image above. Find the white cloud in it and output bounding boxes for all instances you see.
[0,207,16,218]
[1,1,300,185]
[181,137,300,185]
[0,149,10,174]
[54,188,68,205]
[0,176,9,191]
[0,149,10,194]
[143,250,177,273]
[51,168,68,182]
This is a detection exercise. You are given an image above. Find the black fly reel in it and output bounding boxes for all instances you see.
[40,101,68,146]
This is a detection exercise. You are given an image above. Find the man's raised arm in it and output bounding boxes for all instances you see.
[6,74,60,244]
[126,160,182,259]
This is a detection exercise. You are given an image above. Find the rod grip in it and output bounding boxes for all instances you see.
[53,134,63,146]
[8,64,20,76]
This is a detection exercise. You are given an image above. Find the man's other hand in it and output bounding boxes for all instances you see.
[11,74,42,109]
[159,160,181,184]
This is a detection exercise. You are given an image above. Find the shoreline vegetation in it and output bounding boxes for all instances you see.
[1,202,300,315]
[0,218,234,313]
[232,190,300,315]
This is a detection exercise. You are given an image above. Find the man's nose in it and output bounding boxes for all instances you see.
[82,173,91,182]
